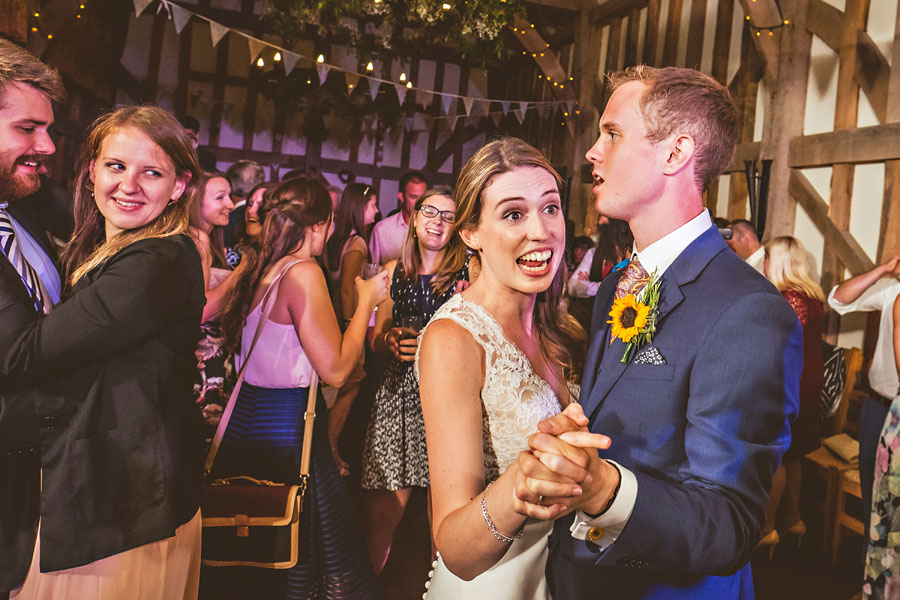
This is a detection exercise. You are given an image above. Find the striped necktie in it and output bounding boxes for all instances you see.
[0,206,50,314]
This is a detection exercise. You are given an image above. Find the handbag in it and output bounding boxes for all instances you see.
[200,259,318,569]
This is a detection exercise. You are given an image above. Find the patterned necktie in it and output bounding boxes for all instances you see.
[0,206,50,314]
[614,256,650,300]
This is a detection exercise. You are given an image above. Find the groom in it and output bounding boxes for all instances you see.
[515,66,802,598]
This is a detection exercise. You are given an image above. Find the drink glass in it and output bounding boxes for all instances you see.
[361,263,384,280]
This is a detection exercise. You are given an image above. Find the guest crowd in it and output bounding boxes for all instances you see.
[0,33,897,600]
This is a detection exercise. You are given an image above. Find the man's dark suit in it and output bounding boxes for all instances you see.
[0,201,57,595]
[548,226,803,599]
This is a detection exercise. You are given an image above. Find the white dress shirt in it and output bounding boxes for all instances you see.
[828,279,900,399]
[746,246,765,274]
[0,203,61,306]
[570,209,713,548]
[567,248,601,299]
[369,211,410,266]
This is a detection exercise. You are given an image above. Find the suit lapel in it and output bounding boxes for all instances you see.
[581,226,727,420]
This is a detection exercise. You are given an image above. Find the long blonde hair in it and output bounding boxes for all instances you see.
[764,236,825,301]
[62,106,199,286]
[435,137,586,382]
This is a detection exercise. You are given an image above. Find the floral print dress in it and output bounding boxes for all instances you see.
[864,394,900,599]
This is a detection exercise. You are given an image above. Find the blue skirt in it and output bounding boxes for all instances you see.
[204,384,383,600]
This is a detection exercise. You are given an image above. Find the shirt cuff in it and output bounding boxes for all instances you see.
[569,461,637,548]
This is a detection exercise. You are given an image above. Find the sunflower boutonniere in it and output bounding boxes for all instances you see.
[607,272,662,363]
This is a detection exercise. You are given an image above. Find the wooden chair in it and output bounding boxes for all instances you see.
[802,346,864,562]
[830,467,864,564]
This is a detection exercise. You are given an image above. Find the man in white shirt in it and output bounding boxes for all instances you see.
[369,171,427,265]
[727,218,765,273]
[828,254,900,549]
[0,37,65,595]
[515,66,801,599]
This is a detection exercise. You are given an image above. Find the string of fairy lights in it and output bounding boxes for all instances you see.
[745,0,790,37]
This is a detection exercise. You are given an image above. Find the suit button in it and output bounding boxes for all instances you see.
[41,415,57,429]
[586,527,605,542]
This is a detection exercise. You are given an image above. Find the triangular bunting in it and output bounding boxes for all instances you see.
[416,89,433,108]
[424,115,435,132]
[405,117,414,131]
[317,64,329,85]
[448,114,460,131]
[395,83,408,106]
[247,37,265,64]
[515,102,528,124]
[346,72,360,94]
[463,97,474,116]
[369,80,380,102]
[566,100,575,115]
[538,103,550,118]
[441,94,454,114]
[413,114,427,131]
[134,0,153,16]
[170,4,191,34]
[491,112,502,127]
[501,101,510,115]
[283,51,300,75]
[476,99,490,117]
[209,20,228,47]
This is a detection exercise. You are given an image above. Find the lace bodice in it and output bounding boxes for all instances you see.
[416,294,577,482]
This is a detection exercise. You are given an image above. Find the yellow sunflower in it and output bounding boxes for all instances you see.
[607,294,650,343]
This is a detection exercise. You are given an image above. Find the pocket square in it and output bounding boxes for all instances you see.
[633,345,667,365]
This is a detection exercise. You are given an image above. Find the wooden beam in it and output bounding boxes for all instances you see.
[0,0,27,43]
[684,0,708,69]
[27,0,80,57]
[661,0,683,67]
[737,0,781,86]
[879,4,900,263]
[807,0,889,124]
[624,8,641,67]
[711,0,734,85]
[591,0,649,24]
[572,9,599,236]
[789,169,874,276]
[789,122,900,166]
[760,0,811,238]
[527,0,591,12]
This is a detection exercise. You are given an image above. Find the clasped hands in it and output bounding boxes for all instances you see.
[513,402,619,520]
[384,327,419,362]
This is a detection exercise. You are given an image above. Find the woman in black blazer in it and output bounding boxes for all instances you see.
[0,106,205,599]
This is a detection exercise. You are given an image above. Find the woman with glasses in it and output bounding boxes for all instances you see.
[360,186,469,573]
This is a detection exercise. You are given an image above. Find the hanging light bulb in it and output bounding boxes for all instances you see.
[399,72,407,82]
[317,54,325,63]
[257,57,265,67]
[274,52,282,61]
[406,81,412,88]
[366,62,374,72]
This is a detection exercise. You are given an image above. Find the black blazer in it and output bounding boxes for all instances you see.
[0,200,58,594]
[0,234,205,582]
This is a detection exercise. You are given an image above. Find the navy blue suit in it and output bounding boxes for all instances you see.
[547,226,802,599]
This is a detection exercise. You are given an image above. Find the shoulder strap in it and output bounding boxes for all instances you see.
[204,259,306,475]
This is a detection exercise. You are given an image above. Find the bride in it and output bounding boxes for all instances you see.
[417,138,609,598]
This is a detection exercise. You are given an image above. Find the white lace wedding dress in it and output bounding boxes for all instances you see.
[416,294,577,600]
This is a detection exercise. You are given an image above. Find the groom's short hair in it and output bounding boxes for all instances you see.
[608,66,738,193]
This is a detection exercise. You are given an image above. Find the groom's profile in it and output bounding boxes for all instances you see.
[516,66,802,599]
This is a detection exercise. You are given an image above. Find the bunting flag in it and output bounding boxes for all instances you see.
[491,112,502,127]
[405,117,414,131]
[413,113,427,131]
[170,4,190,33]
[395,83,408,106]
[515,102,528,124]
[134,0,153,16]
[424,115,436,132]
[209,20,228,46]
[416,90,433,108]
[462,96,474,116]
[283,51,300,75]
[247,37,265,64]
[346,72,360,94]
[147,0,571,129]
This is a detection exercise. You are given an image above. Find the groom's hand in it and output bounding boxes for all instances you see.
[518,403,621,516]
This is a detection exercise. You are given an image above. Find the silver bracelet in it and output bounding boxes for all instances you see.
[480,481,524,543]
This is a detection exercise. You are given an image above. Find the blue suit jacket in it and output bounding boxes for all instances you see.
[547,226,802,599]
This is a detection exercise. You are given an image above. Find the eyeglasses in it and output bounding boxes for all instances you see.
[418,204,455,223]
